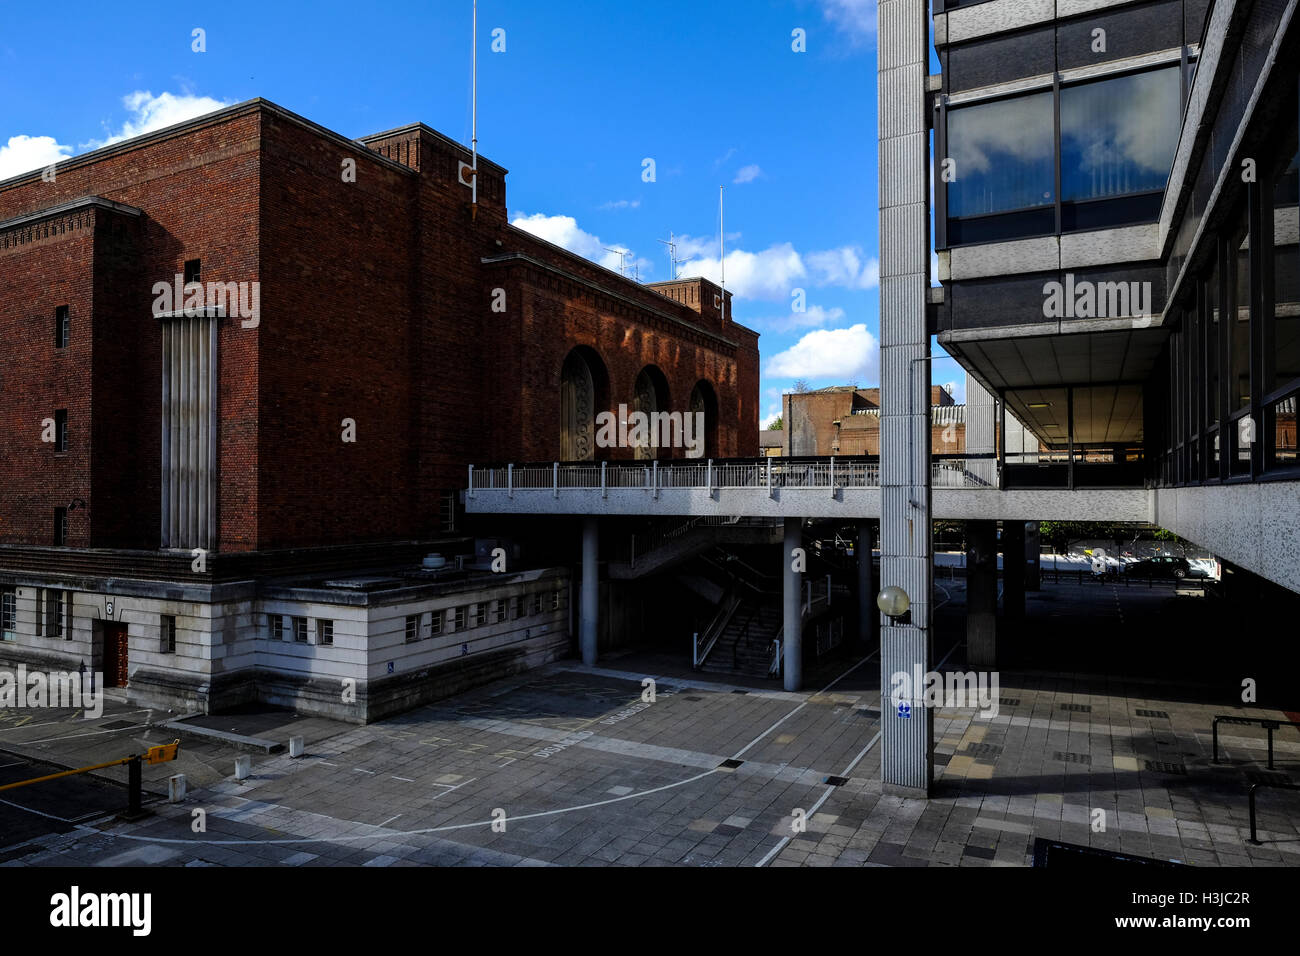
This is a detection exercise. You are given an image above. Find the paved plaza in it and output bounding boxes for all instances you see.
[0,580,1294,868]
[2,579,1297,868]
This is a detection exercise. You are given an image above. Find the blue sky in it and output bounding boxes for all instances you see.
[0,0,962,423]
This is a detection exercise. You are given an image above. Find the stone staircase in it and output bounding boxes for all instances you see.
[700,599,782,679]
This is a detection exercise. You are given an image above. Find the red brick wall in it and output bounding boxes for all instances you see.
[0,108,263,551]
[0,101,762,554]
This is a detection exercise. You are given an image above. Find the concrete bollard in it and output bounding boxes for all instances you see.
[168,774,187,803]
[289,736,305,758]
[234,755,251,780]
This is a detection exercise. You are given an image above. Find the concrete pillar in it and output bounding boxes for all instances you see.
[783,517,803,692]
[1024,521,1041,591]
[581,517,599,666]
[858,522,876,645]
[877,0,933,797]
[967,520,998,668]
[1002,521,1026,621]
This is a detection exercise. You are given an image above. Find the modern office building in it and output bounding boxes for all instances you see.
[929,0,1299,596]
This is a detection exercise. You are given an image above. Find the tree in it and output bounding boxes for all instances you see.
[767,416,784,430]
[793,380,811,393]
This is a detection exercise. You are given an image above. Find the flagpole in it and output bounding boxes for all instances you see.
[720,185,725,322]
[471,0,479,220]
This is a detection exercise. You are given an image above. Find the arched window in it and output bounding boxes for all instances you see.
[689,380,720,460]
[633,365,671,459]
[560,347,609,461]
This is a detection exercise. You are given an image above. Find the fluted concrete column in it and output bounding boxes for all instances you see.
[967,520,998,668]
[1025,522,1042,591]
[1002,520,1026,622]
[581,517,598,666]
[858,522,876,645]
[783,517,803,691]
[878,0,932,797]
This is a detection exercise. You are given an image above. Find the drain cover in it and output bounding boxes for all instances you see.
[1060,703,1092,713]
[999,697,1021,707]
[719,758,744,769]
[1135,709,1169,718]
[1143,760,1187,775]
[1053,751,1092,765]
[824,775,849,786]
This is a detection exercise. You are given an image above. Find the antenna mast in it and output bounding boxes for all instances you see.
[604,247,631,278]
[657,232,680,279]
[720,186,726,321]
[471,0,478,220]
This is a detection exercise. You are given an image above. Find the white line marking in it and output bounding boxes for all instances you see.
[0,709,152,735]
[391,776,415,783]
[377,814,402,828]
[68,652,888,851]
[756,730,883,868]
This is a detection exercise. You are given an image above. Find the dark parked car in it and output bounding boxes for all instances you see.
[1126,556,1193,579]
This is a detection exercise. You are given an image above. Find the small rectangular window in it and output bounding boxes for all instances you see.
[514,595,525,620]
[54,507,68,546]
[551,590,561,611]
[293,616,309,643]
[454,606,467,631]
[405,614,420,643]
[318,620,333,646]
[1,589,16,641]
[55,306,69,348]
[430,610,443,635]
[495,598,507,623]
[160,615,176,653]
[531,593,542,616]
[55,410,68,452]
[270,614,284,641]
[183,259,202,284]
[47,590,66,639]
[473,603,487,627]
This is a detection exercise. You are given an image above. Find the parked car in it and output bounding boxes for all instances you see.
[1125,555,1193,579]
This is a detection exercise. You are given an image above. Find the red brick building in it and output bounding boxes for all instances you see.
[0,99,760,717]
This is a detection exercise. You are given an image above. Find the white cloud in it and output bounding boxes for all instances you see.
[679,243,806,301]
[761,405,783,429]
[754,304,846,332]
[806,246,879,289]
[679,242,878,301]
[765,323,879,381]
[821,0,877,44]
[733,164,762,184]
[511,211,649,275]
[599,198,641,211]
[0,135,71,180]
[83,91,233,150]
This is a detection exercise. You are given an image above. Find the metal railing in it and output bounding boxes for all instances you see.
[692,592,742,669]
[1248,781,1300,844]
[467,455,998,496]
[1212,715,1300,770]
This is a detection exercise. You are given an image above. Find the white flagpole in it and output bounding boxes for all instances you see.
[720,185,725,322]
[471,0,479,218]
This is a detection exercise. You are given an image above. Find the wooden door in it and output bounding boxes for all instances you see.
[103,622,129,687]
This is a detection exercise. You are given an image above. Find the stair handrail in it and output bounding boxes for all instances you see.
[693,591,742,669]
